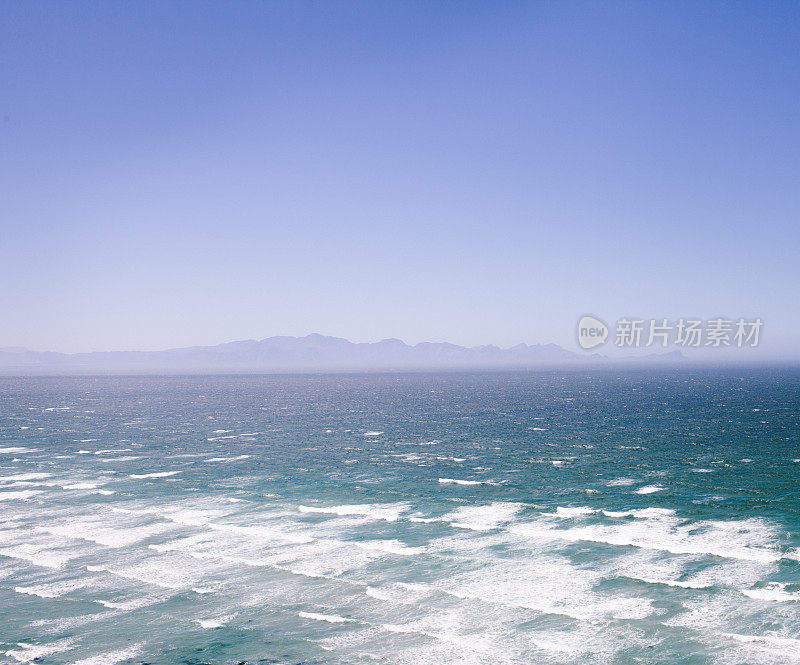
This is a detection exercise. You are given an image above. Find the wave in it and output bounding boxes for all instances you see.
[445,502,523,531]
[742,584,800,602]
[0,543,74,569]
[606,478,637,486]
[635,485,665,494]
[631,576,713,589]
[71,644,144,665]
[438,478,501,486]
[40,520,175,548]
[0,473,52,482]
[298,611,354,623]
[298,503,409,522]
[512,514,782,563]
[0,489,42,500]
[3,638,75,663]
[129,471,181,479]
[552,506,596,518]
[354,540,425,556]
[602,507,676,519]
[197,615,234,629]
[204,455,251,462]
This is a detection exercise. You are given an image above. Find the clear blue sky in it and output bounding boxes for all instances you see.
[2,1,799,356]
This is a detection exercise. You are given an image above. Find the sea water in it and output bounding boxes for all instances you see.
[0,369,799,664]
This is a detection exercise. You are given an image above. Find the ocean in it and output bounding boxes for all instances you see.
[1,369,799,664]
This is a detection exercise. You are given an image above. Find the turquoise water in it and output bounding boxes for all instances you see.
[1,369,799,664]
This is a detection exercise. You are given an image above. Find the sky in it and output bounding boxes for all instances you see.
[1,1,799,357]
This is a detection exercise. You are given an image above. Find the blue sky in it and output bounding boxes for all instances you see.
[2,1,799,356]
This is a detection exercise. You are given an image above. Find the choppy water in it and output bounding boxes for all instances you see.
[1,370,799,664]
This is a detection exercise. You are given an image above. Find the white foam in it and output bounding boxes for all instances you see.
[96,597,155,611]
[742,584,800,602]
[720,632,800,658]
[513,513,781,563]
[634,576,712,589]
[438,478,501,486]
[606,478,636,486]
[14,579,92,599]
[299,611,353,623]
[635,485,665,494]
[298,503,409,522]
[0,489,42,500]
[365,586,392,601]
[14,585,61,598]
[602,507,676,519]
[41,520,174,548]
[0,473,52,482]
[553,506,596,518]
[0,543,74,568]
[446,502,523,531]
[0,447,38,454]
[362,431,384,436]
[4,638,74,663]
[197,615,233,629]
[205,522,314,545]
[129,471,181,479]
[71,643,144,665]
[204,455,251,462]
[86,560,198,590]
[354,540,425,556]
[60,482,102,490]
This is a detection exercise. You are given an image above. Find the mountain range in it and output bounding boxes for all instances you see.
[0,334,685,375]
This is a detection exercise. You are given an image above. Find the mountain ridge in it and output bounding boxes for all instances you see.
[0,334,682,375]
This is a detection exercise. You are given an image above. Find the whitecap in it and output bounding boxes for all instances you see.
[635,485,665,494]
[129,471,181,479]
[438,478,501,486]
[0,473,52,482]
[3,638,74,663]
[71,643,144,665]
[354,540,425,556]
[197,615,233,629]
[0,489,42,500]
[299,611,353,623]
[298,503,408,522]
[446,502,523,531]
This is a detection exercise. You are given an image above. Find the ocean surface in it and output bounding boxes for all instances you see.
[1,369,799,665]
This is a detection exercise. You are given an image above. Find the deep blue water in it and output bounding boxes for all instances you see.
[1,369,799,664]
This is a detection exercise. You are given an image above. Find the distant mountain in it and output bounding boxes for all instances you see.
[0,334,683,375]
